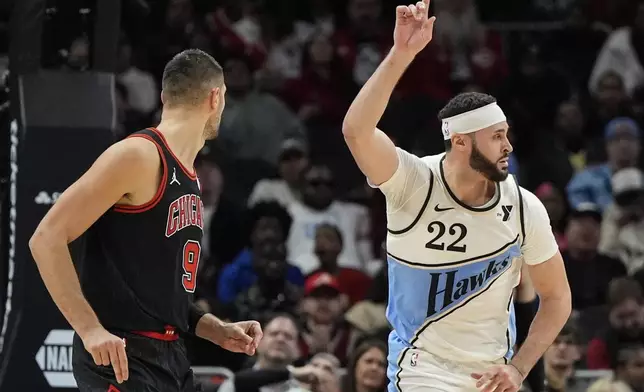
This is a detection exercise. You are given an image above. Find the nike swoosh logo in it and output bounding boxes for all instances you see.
[434,205,454,212]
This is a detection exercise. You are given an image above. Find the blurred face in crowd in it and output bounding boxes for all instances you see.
[310,353,340,375]
[596,72,627,112]
[544,332,581,370]
[224,58,252,96]
[555,101,585,140]
[252,234,287,282]
[307,286,344,324]
[257,316,300,366]
[309,35,334,66]
[278,149,309,185]
[565,216,600,256]
[463,123,512,182]
[298,353,341,390]
[251,216,284,248]
[355,347,387,391]
[537,184,566,225]
[303,165,335,210]
[617,347,644,390]
[314,225,343,268]
[196,161,223,206]
[611,298,644,338]
[607,124,641,169]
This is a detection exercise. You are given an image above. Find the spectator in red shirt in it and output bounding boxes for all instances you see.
[587,277,644,369]
[307,223,372,305]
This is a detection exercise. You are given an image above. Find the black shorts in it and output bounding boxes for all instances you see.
[72,331,199,392]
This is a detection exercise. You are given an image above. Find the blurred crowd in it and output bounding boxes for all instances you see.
[22,0,644,391]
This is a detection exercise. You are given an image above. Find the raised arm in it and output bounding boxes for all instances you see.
[29,137,161,384]
[342,0,436,186]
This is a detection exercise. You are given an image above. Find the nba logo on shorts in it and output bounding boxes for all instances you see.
[410,352,419,367]
[442,121,449,139]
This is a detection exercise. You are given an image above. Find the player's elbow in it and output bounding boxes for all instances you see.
[29,225,64,263]
[342,115,368,139]
[342,121,358,139]
[541,284,572,319]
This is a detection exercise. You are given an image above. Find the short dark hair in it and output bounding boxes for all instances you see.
[437,92,497,152]
[557,317,580,344]
[608,277,643,308]
[161,49,224,107]
[315,223,343,246]
[262,312,300,335]
[246,201,293,240]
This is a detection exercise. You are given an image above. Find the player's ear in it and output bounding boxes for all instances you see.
[160,90,165,105]
[452,135,467,150]
[209,87,220,110]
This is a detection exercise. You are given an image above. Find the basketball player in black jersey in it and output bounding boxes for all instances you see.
[29,49,262,391]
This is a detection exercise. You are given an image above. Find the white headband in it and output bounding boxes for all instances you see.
[441,102,507,140]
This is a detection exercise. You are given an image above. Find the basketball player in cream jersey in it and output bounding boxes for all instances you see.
[342,1,572,391]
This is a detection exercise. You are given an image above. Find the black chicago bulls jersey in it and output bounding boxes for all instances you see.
[80,128,204,333]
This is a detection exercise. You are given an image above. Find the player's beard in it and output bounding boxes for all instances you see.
[469,141,509,182]
[203,114,221,140]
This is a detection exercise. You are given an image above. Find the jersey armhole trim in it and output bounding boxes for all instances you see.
[148,127,198,180]
[387,169,434,235]
[514,175,526,245]
[113,134,168,214]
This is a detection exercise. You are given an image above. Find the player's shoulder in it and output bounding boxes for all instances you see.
[112,133,160,159]
[516,185,549,219]
[418,152,445,166]
[97,134,161,175]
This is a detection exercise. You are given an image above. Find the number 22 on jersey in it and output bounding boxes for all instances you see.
[182,240,201,293]
[425,221,468,253]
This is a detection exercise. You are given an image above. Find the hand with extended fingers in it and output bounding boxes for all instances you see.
[471,364,524,392]
[393,0,437,57]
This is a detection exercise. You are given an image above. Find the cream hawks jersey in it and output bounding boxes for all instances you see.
[373,149,558,391]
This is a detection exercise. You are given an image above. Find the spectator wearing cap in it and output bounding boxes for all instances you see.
[563,202,626,310]
[587,277,644,369]
[303,223,372,305]
[299,272,352,365]
[566,117,641,212]
[248,139,310,209]
[600,168,644,274]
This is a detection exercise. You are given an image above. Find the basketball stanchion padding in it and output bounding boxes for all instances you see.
[0,71,115,391]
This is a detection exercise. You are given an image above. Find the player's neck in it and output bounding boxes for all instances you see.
[443,155,495,207]
[156,109,207,169]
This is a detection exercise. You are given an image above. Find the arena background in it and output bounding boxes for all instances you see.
[0,0,642,391]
